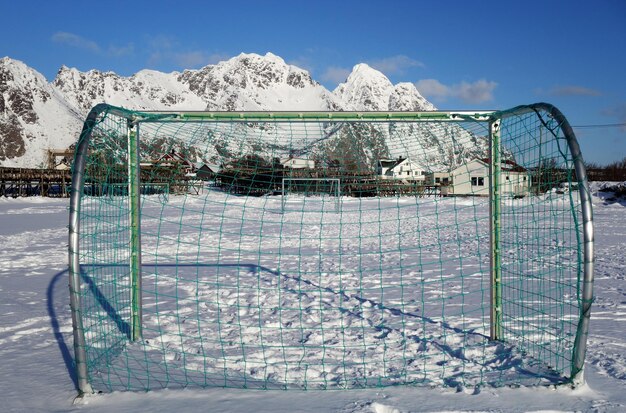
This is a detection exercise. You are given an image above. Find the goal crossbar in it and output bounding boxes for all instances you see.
[68,102,594,395]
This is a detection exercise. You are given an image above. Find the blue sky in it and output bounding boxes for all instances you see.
[2,0,625,164]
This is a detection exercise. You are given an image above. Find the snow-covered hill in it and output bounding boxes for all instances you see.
[0,57,82,166]
[0,53,483,169]
[334,63,435,112]
[178,52,342,111]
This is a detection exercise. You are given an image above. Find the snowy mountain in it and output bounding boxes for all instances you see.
[178,52,342,111]
[0,57,83,166]
[0,53,483,169]
[53,66,206,114]
[334,63,435,112]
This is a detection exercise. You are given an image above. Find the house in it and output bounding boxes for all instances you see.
[194,163,221,180]
[500,159,530,197]
[449,159,489,196]
[153,150,195,173]
[449,158,529,196]
[425,171,452,187]
[280,157,315,169]
[377,159,398,176]
[377,157,426,181]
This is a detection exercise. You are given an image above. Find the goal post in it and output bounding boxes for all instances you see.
[281,177,341,213]
[68,103,594,394]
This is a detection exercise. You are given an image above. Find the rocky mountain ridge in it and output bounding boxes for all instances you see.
[0,53,479,169]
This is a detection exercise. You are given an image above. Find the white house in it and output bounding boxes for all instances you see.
[500,160,530,197]
[280,157,315,169]
[377,158,426,181]
[450,159,489,196]
[425,171,452,187]
[449,159,529,196]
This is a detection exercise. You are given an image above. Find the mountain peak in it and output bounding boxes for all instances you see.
[390,82,436,111]
[179,52,329,111]
[334,63,394,110]
[1,56,26,67]
[234,52,285,64]
[1,52,442,168]
[350,63,387,77]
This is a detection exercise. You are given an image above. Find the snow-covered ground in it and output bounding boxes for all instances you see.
[1,185,625,412]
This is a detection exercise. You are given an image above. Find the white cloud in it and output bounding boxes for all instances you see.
[367,55,425,75]
[549,85,602,97]
[321,66,351,84]
[174,52,229,68]
[52,32,134,59]
[173,51,208,68]
[456,80,497,104]
[52,32,100,53]
[415,78,497,104]
[107,44,135,58]
[146,34,179,51]
[287,57,314,73]
[415,79,450,100]
[149,49,228,69]
[146,35,228,69]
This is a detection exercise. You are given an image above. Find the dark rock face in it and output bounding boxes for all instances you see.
[7,89,38,124]
[0,114,27,161]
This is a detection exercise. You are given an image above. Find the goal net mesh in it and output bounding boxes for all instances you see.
[70,104,591,392]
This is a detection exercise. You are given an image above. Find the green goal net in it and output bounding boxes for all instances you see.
[281,178,341,213]
[68,103,593,394]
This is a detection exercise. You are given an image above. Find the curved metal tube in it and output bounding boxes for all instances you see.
[533,103,594,384]
[68,103,110,395]
[496,103,594,384]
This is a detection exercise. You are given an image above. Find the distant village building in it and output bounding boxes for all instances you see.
[500,160,530,197]
[448,158,529,196]
[194,163,221,180]
[46,146,75,170]
[152,150,195,173]
[280,157,315,169]
[54,159,71,171]
[377,159,397,176]
[449,159,489,196]
[425,171,452,187]
[377,158,426,181]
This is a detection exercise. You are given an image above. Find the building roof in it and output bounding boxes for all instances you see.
[381,157,422,169]
[378,159,399,169]
[478,158,527,172]
[195,163,220,173]
[155,150,194,167]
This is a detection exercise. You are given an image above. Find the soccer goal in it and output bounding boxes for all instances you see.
[68,103,593,395]
[281,178,341,213]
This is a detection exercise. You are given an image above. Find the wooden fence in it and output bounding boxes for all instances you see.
[0,167,72,197]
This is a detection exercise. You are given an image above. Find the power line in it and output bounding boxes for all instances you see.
[572,123,626,129]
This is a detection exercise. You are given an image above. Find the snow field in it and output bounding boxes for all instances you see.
[76,190,579,391]
[1,190,625,411]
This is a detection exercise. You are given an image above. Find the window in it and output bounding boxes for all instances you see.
[471,176,485,186]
